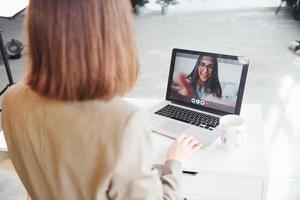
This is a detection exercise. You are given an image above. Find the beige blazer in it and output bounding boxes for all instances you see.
[2,83,182,200]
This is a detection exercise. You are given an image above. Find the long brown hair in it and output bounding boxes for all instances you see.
[25,0,139,101]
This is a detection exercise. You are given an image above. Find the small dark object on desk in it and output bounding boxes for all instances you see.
[182,170,198,175]
[153,164,198,176]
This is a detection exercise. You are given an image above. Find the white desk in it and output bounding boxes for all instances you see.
[125,98,269,200]
[0,98,268,200]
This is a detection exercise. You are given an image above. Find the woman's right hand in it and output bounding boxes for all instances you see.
[177,73,194,96]
[166,134,202,163]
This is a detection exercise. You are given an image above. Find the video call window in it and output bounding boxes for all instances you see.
[170,52,243,113]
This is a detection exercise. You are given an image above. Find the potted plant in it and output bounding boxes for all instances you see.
[156,0,178,15]
[131,0,149,15]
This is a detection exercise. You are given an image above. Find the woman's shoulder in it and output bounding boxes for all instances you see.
[3,82,53,110]
[2,82,31,104]
[108,97,137,113]
[105,98,151,129]
[4,81,28,95]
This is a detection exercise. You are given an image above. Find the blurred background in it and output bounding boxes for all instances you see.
[1,0,300,199]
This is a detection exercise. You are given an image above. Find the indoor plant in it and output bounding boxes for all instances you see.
[131,0,149,15]
[156,0,178,15]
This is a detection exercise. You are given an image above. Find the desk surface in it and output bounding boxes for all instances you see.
[0,98,268,179]
[124,98,268,179]
[0,0,28,18]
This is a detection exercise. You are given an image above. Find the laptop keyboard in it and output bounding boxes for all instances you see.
[154,104,219,130]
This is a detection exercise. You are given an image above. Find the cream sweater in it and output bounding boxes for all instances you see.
[2,83,182,200]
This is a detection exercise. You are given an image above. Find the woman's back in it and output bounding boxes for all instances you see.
[1,0,202,199]
[3,83,158,200]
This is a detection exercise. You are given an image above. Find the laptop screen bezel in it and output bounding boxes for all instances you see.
[165,48,249,116]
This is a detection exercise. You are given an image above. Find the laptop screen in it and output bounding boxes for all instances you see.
[166,49,249,115]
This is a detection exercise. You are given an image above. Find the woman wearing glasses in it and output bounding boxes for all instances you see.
[176,55,222,99]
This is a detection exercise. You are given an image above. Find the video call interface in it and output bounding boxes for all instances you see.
[169,52,245,113]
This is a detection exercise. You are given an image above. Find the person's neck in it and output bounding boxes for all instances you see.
[198,79,206,88]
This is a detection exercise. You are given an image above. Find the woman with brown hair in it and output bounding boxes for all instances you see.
[187,55,222,98]
[175,55,222,99]
[2,0,201,199]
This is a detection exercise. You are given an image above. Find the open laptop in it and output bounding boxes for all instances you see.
[148,48,249,147]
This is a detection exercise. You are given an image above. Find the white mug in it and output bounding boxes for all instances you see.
[218,115,245,151]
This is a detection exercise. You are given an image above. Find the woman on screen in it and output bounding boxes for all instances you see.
[177,55,222,99]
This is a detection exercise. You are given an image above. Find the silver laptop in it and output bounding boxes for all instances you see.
[148,48,249,147]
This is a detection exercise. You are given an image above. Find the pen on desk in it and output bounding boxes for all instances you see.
[182,170,198,175]
[153,164,198,176]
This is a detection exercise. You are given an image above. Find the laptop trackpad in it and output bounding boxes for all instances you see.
[158,121,189,135]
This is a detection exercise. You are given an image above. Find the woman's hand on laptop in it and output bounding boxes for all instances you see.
[166,134,202,163]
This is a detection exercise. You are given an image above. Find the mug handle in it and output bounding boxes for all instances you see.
[235,130,244,145]
[217,124,227,144]
[217,124,226,133]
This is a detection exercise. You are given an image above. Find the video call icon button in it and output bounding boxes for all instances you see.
[191,98,196,104]
[200,100,205,105]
